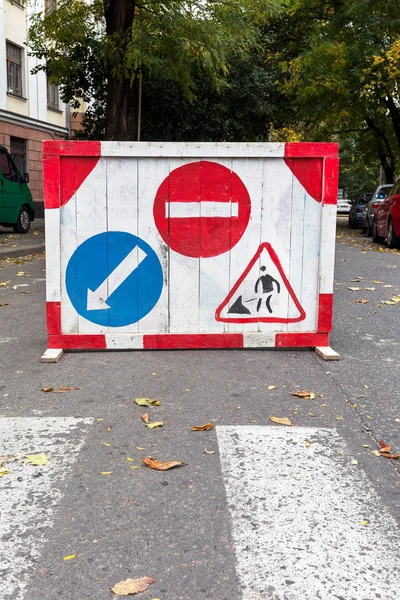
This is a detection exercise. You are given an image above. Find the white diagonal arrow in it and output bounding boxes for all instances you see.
[87,246,147,311]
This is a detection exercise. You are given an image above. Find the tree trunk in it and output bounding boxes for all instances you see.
[385,93,400,156]
[365,116,396,183]
[103,0,138,141]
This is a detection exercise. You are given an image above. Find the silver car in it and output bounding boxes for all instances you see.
[362,183,393,235]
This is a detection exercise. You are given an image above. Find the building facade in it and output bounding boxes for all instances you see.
[0,0,73,214]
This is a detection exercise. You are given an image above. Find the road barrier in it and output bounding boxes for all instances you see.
[42,141,339,356]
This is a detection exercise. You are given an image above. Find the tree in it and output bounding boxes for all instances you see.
[267,0,400,183]
[28,0,278,141]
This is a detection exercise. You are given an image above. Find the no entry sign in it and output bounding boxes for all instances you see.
[153,161,251,258]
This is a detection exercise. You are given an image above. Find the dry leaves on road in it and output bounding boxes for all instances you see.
[142,457,185,471]
[141,414,149,424]
[41,386,79,393]
[305,439,311,448]
[135,398,161,407]
[0,467,9,476]
[348,287,361,291]
[191,422,214,431]
[111,577,154,596]
[290,389,315,399]
[269,416,293,426]
[378,439,400,459]
[356,299,369,304]
[146,422,164,429]
[24,452,48,466]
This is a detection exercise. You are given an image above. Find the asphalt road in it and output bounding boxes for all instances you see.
[0,217,399,600]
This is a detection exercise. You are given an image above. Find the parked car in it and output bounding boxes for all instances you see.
[348,192,373,228]
[337,199,352,214]
[362,183,393,235]
[0,145,34,233]
[373,179,400,248]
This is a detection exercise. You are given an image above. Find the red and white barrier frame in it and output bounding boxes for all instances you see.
[41,141,339,361]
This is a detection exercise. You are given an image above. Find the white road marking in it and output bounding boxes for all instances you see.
[166,201,239,219]
[217,426,400,600]
[0,417,93,599]
[87,246,147,310]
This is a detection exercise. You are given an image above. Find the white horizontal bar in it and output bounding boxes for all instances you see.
[243,333,276,347]
[101,141,285,158]
[105,334,144,349]
[166,201,238,219]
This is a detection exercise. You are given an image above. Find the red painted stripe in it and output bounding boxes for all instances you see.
[143,334,244,349]
[284,142,339,158]
[43,140,101,157]
[43,155,60,209]
[275,333,329,348]
[48,334,107,350]
[317,294,333,333]
[46,301,61,335]
[323,156,340,205]
[284,157,323,203]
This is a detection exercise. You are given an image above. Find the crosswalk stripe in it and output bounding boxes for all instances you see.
[0,417,93,599]
[217,426,400,600]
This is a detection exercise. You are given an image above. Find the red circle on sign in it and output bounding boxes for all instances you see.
[153,161,251,258]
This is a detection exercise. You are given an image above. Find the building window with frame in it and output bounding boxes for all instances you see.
[10,137,27,176]
[6,42,24,97]
[47,80,60,110]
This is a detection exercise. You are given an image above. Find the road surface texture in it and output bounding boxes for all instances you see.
[0,216,399,600]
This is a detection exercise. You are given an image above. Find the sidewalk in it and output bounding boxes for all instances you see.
[0,218,45,259]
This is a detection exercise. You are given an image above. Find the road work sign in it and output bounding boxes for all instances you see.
[43,141,338,352]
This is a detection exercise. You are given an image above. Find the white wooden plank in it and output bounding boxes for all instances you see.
[315,346,341,360]
[60,193,78,333]
[167,158,200,333]
[136,158,170,334]
[76,158,108,334]
[319,204,337,294]
[44,208,60,302]
[101,141,285,158]
[198,158,233,334]
[40,348,63,363]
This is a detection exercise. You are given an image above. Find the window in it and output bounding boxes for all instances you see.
[0,150,19,182]
[47,80,60,110]
[10,137,27,175]
[6,42,23,97]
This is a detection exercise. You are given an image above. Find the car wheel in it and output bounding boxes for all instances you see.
[372,220,383,243]
[13,206,31,234]
[387,218,400,249]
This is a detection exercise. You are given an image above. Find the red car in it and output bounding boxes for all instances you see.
[372,180,400,248]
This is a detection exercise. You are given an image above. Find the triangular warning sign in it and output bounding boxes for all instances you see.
[215,243,306,324]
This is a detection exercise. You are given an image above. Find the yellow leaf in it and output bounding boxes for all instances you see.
[24,452,48,466]
[130,465,140,469]
[351,459,358,465]
[308,412,316,417]
[146,421,164,429]
[205,448,215,454]
[0,280,10,286]
[101,471,112,475]
[111,577,154,596]
[141,413,150,424]
[127,457,134,462]
[336,417,343,421]
[305,439,311,448]
[0,467,9,476]
[96,418,103,421]
[268,385,277,390]
[103,443,112,447]
[63,554,76,561]
[41,387,53,393]
[136,447,145,450]
[135,398,161,407]
[348,287,361,291]
[142,457,185,471]
[269,416,293,426]
[359,520,369,525]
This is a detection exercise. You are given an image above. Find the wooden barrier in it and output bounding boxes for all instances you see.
[41,141,339,359]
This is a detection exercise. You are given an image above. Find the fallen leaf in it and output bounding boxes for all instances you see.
[0,280,10,286]
[205,448,216,454]
[191,422,214,431]
[305,439,311,448]
[101,471,112,475]
[268,385,277,390]
[16,271,25,276]
[135,398,161,407]
[63,555,76,561]
[359,520,369,525]
[24,452,48,466]
[142,457,185,470]
[348,287,361,291]
[380,454,400,459]
[130,465,140,469]
[379,439,391,452]
[106,427,112,432]
[103,443,111,447]
[371,450,381,456]
[41,387,53,393]
[0,303,9,306]
[373,280,382,284]
[364,287,376,291]
[336,417,343,421]
[111,577,154,596]
[269,416,293,426]
[356,299,369,304]
[350,459,358,465]
[146,421,164,429]
[127,457,134,462]
[382,300,396,305]
[0,457,7,467]
[308,412,316,417]
[136,446,145,450]
[0,467,9,476]
[395,418,400,423]
[141,413,149,424]
[58,386,79,391]
[290,389,314,399]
